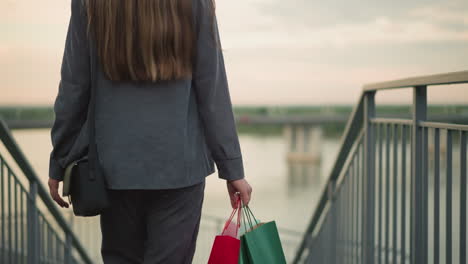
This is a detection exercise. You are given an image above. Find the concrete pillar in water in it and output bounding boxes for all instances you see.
[284,124,323,187]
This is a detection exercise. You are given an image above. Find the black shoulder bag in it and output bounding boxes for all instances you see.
[62,39,110,217]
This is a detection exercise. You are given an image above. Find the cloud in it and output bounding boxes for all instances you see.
[307,16,468,48]
[252,0,441,27]
[225,0,468,49]
[409,2,468,26]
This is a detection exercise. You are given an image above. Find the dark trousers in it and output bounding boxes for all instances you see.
[99,180,206,264]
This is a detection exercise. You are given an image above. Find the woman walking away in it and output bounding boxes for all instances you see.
[47,0,252,263]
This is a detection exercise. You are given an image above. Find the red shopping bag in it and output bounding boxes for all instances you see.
[207,197,242,264]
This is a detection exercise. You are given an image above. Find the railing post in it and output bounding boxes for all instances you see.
[411,86,427,264]
[27,182,39,264]
[327,181,337,264]
[362,92,376,263]
[65,233,73,264]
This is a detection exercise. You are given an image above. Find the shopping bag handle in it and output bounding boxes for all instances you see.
[221,195,242,237]
[241,201,259,231]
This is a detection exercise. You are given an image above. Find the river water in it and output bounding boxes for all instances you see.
[11,129,339,230]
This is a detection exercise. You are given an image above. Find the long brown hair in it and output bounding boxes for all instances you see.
[85,0,212,82]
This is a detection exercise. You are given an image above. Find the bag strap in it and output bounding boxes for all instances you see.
[87,33,98,181]
[241,203,259,231]
[221,196,242,237]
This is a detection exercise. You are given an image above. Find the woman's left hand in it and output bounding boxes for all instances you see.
[48,178,69,208]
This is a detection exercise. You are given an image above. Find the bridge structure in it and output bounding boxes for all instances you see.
[0,70,467,263]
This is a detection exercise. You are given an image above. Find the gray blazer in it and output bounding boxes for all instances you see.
[49,0,245,189]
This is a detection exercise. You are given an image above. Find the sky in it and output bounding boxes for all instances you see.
[1,0,467,106]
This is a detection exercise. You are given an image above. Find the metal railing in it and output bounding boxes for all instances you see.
[294,71,468,264]
[0,119,93,264]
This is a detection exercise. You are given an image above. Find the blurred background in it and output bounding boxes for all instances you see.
[1,0,467,263]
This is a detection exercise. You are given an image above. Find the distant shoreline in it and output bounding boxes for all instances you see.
[2,105,467,137]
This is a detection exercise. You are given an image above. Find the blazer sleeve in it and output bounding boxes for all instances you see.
[49,0,90,181]
[192,0,245,181]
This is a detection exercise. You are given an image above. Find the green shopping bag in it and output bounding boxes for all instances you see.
[238,235,250,264]
[238,211,251,264]
[239,205,287,264]
[238,213,258,264]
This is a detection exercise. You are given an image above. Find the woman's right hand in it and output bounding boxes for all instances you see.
[227,179,252,208]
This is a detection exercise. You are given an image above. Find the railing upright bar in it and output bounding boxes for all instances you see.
[338,183,344,262]
[400,125,407,264]
[344,169,349,262]
[323,207,329,263]
[411,85,427,264]
[357,148,362,263]
[385,123,391,264]
[55,236,59,263]
[354,147,359,262]
[329,180,338,264]
[434,128,440,264]
[392,124,398,264]
[446,130,453,264]
[357,147,361,262]
[8,170,12,263]
[59,234,62,263]
[351,147,355,262]
[14,181,18,264]
[42,216,45,262]
[460,131,467,264]
[1,158,4,264]
[65,233,72,264]
[423,127,429,264]
[352,158,356,262]
[47,228,51,263]
[20,189,25,264]
[38,215,42,263]
[350,159,356,263]
[362,143,367,261]
[55,235,59,263]
[378,123,383,264]
[360,143,365,262]
[27,182,38,264]
[353,149,357,263]
[50,229,54,263]
[409,121,414,264]
[360,92,375,264]
[335,187,340,262]
[343,177,348,263]
[355,150,360,262]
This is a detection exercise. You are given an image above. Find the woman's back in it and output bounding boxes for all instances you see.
[49,0,245,188]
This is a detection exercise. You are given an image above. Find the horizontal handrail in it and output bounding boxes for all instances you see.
[370,119,468,131]
[419,121,468,131]
[370,118,413,125]
[327,94,365,186]
[364,70,468,91]
[333,130,364,198]
[0,119,92,264]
